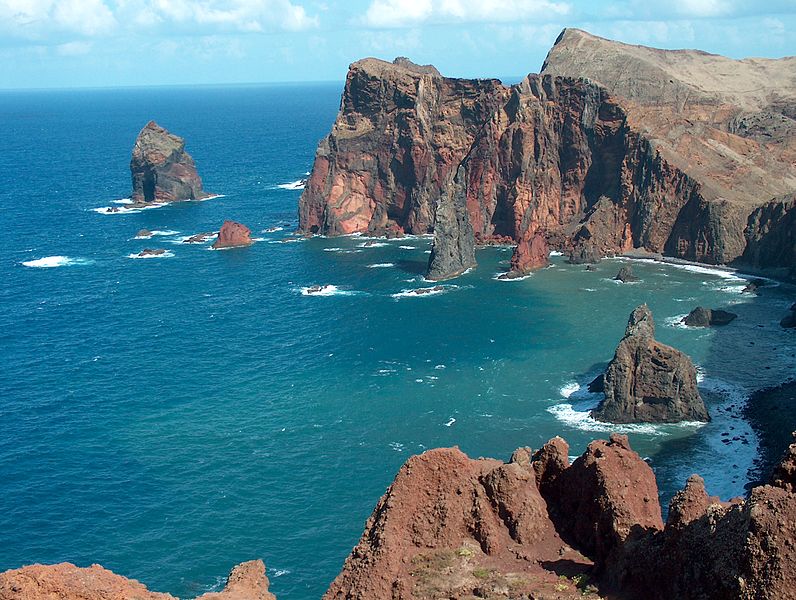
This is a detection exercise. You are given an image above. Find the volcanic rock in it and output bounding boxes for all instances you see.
[130,121,210,205]
[509,232,549,275]
[682,306,738,327]
[212,221,252,249]
[591,305,709,423]
[184,232,216,244]
[300,31,796,280]
[137,248,166,257]
[195,560,276,600]
[568,243,601,264]
[136,229,153,238]
[614,265,638,283]
[0,561,276,600]
[323,446,587,600]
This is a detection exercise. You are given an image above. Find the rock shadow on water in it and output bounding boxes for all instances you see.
[394,258,428,276]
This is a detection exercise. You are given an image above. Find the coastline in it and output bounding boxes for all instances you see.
[745,380,796,486]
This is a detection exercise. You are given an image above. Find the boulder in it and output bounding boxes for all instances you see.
[212,221,252,249]
[591,305,709,423]
[136,229,153,238]
[682,306,738,327]
[614,265,638,282]
[508,232,549,275]
[130,121,210,204]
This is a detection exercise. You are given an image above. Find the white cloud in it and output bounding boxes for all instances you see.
[0,0,318,43]
[0,0,117,39]
[361,0,570,28]
[56,40,93,55]
[670,0,731,17]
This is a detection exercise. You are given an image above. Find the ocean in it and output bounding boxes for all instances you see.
[1,84,794,599]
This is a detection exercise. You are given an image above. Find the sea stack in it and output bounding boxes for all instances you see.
[425,180,476,281]
[508,232,549,276]
[683,306,738,327]
[213,221,252,249]
[130,121,210,205]
[591,304,709,423]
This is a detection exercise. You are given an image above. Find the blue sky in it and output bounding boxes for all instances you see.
[1,0,794,89]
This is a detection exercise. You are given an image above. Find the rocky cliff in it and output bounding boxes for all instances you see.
[325,433,796,599]
[591,304,709,423]
[299,32,796,280]
[131,121,210,205]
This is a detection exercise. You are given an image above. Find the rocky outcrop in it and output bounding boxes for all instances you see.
[682,306,738,327]
[300,31,795,280]
[130,121,210,205]
[212,221,252,249]
[425,172,476,280]
[614,266,638,283]
[329,433,796,599]
[0,560,275,600]
[591,305,709,423]
[324,446,595,600]
[298,57,507,238]
[782,303,796,328]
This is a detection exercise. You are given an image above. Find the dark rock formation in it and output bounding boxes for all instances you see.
[781,303,796,328]
[130,121,210,205]
[614,265,638,283]
[137,248,167,257]
[682,307,738,327]
[136,229,153,238]
[0,560,275,600]
[591,305,709,423]
[569,243,601,264]
[300,30,795,280]
[184,232,217,244]
[212,221,252,249]
[425,174,476,280]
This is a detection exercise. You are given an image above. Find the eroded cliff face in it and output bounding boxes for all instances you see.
[298,57,507,238]
[130,121,210,205]
[300,33,796,280]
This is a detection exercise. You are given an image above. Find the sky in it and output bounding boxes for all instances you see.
[1,0,794,89]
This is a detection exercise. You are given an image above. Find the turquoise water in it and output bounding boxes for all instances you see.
[1,85,794,599]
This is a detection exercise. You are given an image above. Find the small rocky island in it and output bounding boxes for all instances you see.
[212,221,252,249]
[591,304,709,423]
[682,306,738,327]
[130,121,211,205]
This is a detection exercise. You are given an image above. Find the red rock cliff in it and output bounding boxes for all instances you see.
[299,32,796,280]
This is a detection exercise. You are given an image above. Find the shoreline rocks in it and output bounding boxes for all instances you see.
[212,221,252,249]
[591,304,709,423]
[682,306,738,327]
[614,265,638,283]
[130,121,211,205]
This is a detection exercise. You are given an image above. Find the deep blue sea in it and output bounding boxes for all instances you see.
[1,84,794,599]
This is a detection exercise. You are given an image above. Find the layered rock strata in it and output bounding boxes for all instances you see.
[299,32,796,280]
[591,305,709,423]
[131,121,210,205]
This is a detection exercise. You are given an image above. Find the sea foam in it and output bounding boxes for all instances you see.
[22,256,93,268]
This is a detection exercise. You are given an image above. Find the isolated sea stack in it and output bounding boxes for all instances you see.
[212,221,252,249]
[682,306,738,327]
[130,121,210,205]
[299,30,796,281]
[591,304,709,423]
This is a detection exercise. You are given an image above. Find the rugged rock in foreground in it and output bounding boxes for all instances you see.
[131,121,210,205]
[324,445,599,600]
[300,31,795,280]
[591,305,709,423]
[614,266,638,283]
[0,560,276,600]
[682,306,738,327]
[212,221,252,249]
[327,433,796,599]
